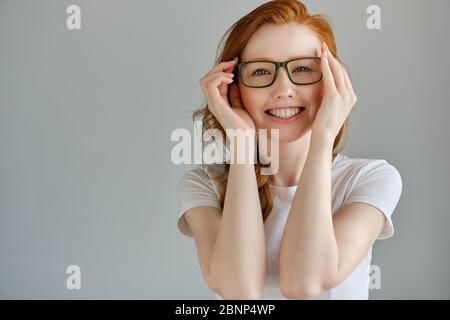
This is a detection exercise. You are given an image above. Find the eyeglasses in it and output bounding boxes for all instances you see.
[236,57,322,88]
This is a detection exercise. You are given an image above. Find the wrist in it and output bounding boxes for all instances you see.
[311,130,335,149]
[226,128,257,165]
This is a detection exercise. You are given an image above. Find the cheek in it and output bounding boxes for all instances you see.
[306,83,324,108]
[239,82,324,116]
[297,85,324,120]
[239,85,261,116]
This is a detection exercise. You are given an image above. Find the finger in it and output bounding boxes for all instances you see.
[224,57,239,73]
[207,57,239,77]
[337,62,350,92]
[229,83,244,109]
[325,44,345,94]
[218,74,233,98]
[207,74,233,98]
[201,72,233,95]
[320,44,336,93]
[209,74,233,99]
[202,71,233,84]
[341,64,356,98]
[201,73,232,102]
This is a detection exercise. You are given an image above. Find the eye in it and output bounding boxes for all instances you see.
[253,69,271,76]
[294,66,312,73]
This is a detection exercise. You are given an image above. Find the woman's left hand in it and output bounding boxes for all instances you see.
[311,42,357,141]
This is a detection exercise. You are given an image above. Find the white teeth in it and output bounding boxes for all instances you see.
[267,107,302,118]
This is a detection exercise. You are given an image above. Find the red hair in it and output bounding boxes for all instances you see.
[193,0,348,221]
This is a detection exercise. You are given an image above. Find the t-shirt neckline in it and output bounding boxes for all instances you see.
[269,153,341,190]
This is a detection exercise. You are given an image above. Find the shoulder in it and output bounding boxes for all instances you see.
[177,164,226,197]
[334,154,403,239]
[334,153,403,215]
[335,153,402,185]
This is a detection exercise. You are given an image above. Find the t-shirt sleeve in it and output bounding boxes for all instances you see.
[342,160,403,240]
[176,166,222,238]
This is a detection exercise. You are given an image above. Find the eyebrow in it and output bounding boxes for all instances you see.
[245,53,320,62]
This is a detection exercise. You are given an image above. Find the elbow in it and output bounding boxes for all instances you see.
[279,264,340,299]
[207,265,266,300]
[280,274,334,300]
[221,287,262,300]
[280,282,325,300]
[209,278,264,300]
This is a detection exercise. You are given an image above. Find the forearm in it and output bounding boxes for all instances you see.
[209,142,267,299]
[278,132,338,296]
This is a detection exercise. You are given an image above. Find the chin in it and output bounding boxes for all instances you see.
[257,124,311,143]
[278,127,311,143]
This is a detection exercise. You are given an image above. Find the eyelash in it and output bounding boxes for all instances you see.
[253,66,311,75]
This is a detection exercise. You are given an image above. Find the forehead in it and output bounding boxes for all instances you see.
[241,23,322,61]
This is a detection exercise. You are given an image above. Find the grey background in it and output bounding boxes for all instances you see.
[1,0,449,299]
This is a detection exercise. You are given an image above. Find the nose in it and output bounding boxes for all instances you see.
[271,67,296,99]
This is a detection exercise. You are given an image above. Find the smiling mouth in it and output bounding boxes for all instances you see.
[265,107,306,119]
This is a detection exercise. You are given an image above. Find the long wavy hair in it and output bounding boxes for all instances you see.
[192,0,348,222]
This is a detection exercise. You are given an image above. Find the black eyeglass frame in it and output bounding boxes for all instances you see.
[236,56,323,88]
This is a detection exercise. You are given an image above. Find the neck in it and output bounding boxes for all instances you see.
[269,130,335,188]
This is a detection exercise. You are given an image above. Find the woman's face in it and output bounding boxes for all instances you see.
[238,23,324,142]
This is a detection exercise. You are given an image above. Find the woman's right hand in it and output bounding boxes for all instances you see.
[199,57,255,131]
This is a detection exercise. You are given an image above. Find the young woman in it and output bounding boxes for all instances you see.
[176,0,402,300]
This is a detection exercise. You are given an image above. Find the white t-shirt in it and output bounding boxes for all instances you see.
[176,153,403,300]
